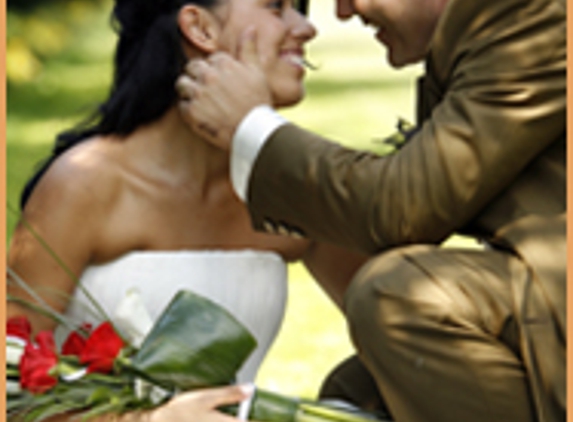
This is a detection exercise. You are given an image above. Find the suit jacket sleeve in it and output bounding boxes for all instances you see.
[247,0,566,254]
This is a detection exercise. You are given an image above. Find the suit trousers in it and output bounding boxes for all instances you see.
[335,244,537,422]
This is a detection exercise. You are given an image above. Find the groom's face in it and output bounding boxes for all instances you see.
[335,0,448,67]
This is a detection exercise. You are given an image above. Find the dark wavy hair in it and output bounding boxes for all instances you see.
[20,0,220,209]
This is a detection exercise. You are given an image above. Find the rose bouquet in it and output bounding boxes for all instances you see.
[7,284,386,422]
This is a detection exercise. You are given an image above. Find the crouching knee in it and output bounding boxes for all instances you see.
[343,248,409,346]
[343,245,448,350]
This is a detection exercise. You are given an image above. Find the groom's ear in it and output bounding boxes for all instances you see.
[178,5,221,54]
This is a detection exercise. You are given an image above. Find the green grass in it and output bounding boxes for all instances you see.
[6,0,451,399]
[257,263,354,397]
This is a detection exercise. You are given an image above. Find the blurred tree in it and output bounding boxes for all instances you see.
[6,0,110,83]
[8,0,39,11]
[8,0,77,11]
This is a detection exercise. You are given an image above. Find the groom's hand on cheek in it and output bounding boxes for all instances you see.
[176,26,273,151]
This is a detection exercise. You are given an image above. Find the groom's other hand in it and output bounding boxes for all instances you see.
[176,27,272,151]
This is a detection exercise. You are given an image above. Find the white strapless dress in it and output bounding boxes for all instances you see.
[54,250,288,383]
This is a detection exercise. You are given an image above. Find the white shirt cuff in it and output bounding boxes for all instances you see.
[231,105,288,201]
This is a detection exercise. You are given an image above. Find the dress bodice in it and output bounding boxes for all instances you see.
[55,250,288,383]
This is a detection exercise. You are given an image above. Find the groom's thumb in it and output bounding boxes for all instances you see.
[238,26,259,65]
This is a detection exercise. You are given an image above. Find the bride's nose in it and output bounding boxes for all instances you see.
[286,8,318,41]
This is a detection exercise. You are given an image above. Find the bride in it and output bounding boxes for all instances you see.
[7,0,368,420]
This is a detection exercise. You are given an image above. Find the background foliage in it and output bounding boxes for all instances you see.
[6,0,442,399]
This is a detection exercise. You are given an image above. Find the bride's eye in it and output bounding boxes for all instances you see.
[267,0,286,14]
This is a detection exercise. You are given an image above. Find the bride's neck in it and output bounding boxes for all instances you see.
[127,107,230,184]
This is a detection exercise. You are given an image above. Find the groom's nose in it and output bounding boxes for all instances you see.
[336,0,355,20]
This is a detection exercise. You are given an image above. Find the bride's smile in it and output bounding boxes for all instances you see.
[194,0,317,107]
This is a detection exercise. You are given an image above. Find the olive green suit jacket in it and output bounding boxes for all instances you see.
[247,0,566,419]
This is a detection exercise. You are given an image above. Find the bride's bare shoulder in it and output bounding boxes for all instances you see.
[12,137,131,265]
[26,136,125,216]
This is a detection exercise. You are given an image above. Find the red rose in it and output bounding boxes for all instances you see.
[62,332,86,356]
[19,331,58,394]
[61,323,92,356]
[7,316,32,342]
[79,322,124,373]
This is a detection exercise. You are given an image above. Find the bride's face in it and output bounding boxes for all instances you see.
[214,0,317,107]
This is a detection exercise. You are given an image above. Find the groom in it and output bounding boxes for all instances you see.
[175,0,566,420]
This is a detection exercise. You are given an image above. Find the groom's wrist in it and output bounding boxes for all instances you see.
[231,105,288,202]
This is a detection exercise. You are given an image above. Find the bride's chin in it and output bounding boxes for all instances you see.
[272,89,305,108]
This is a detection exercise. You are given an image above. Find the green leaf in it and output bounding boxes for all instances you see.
[6,365,21,378]
[86,385,121,406]
[250,389,299,422]
[131,291,257,390]
[298,402,382,422]
[7,391,35,413]
[24,400,88,422]
[55,361,84,377]
[77,371,133,388]
[16,391,58,410]
[76,394,136,421]
[56,379,125,401]
[227,389,384,422]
